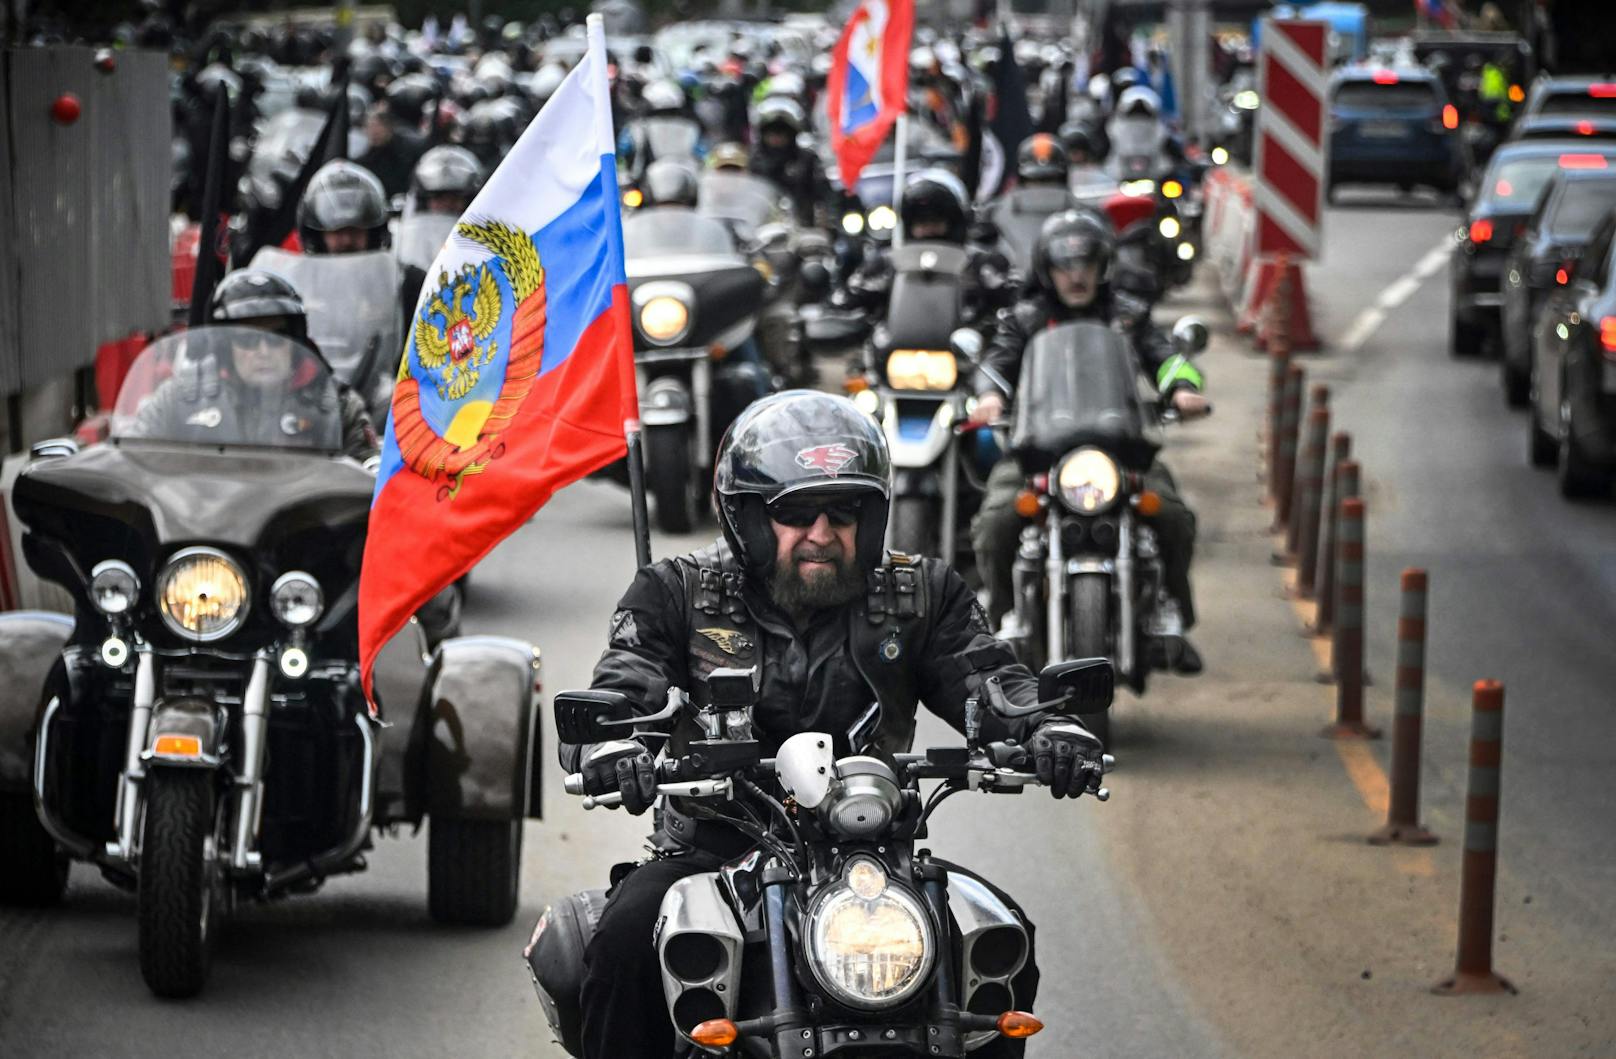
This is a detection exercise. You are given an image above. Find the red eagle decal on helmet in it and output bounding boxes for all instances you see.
[795,443,859,476]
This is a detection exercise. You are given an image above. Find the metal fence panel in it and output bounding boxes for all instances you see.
[2,47,169,396]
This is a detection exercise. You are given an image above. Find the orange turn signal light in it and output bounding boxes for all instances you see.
[1013,489,1043,518]
[152,733,203,758]
[844,376,870,393]
[997,1011,1043,1038]
[690,1018,739,1047]
[1162,179,1184,199]
[1135,490,1162,517]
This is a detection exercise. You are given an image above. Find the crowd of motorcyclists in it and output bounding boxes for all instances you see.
[3,2,1258,1049]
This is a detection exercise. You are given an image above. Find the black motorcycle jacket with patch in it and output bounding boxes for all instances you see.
[561,540,1055,853]
[976,286,1202,401]
[842,243,1017,326]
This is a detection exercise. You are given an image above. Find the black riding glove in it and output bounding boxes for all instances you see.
[581,740,658,815]
[1029,717,1105,800]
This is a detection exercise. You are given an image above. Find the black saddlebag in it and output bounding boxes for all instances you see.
[524,888,610,1056]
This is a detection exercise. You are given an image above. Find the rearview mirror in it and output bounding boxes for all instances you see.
[949,327,984,362]
[553,689,636,744]
[1171,316,1210,357]
[1038,658,1114,713]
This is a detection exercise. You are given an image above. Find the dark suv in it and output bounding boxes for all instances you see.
[1327,67,1466,200]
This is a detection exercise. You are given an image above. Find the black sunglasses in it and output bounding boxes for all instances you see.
[768,498,861,528]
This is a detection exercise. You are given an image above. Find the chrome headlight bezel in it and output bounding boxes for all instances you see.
[157,547,249,642]
[804,859,936,1010]
[1055,447,1123,515]
[269,571,324,629]
[632,281,695,347]
[89,559,140,616]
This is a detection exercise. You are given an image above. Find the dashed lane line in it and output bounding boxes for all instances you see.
[1339,236,1455,354]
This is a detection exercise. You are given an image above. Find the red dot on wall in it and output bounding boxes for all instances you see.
[50,93,82,125]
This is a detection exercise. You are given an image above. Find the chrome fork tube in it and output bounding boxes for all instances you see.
[692,357,712,468]
[1117,510,1136,679]
[231,653,272,872]
[112,647,156,860]
[1046,514,1065,663]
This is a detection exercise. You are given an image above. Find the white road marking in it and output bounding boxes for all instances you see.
[1340,237,1455,353]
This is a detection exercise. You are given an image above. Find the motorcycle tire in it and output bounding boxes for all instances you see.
[0,792,68,906]
[428,817,521,927]
[887,495,938,557]
[1067,573,1112,749]
[647,423,697,535]
[138,770,223,998]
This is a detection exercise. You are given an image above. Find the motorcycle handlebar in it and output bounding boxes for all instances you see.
[576,777,734,811]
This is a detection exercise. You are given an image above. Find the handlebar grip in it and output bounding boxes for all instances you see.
[579,778,732,811]
[563,773,585,796]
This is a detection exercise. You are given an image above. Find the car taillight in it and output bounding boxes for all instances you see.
[1469,219,1494,243]
[1558,153,1609,170]
[1577,120,1595,135]
[1372,70,1398,85]
[1589,84,1616,99]
[1556,267,1569,285]
[1601,317,1616,357]
[1442,104,1459,130]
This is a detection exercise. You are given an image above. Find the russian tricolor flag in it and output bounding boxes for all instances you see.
[358,17,637,709]
[826,0,915,188]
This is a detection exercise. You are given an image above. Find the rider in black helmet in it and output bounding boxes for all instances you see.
[749,95,826,226]
[639,158,700,208]
[297,160,391,254]
[1015,132,1070,187]
[565,390,1103,1059]
[408,144,485,216]
[131,269,379,460]
[970,211,1208,672]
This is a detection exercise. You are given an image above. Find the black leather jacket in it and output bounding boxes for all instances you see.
[561,540,1055,854]
[976,286,1188,400]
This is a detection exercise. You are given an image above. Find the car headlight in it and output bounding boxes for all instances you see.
[270,571,324,628]
[89,560,139,616]
[1056,447,1122,514]
[842,211,865,235]
[885,349,958,391]
[639,295,691,345]
[868,205,897,231]
[1159,216,1181,239]
[158,548,248,641]
[805,858,935,1009]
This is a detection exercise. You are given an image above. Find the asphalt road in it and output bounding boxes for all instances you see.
[6,180,1614,1059]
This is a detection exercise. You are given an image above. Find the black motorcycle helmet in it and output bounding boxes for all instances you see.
[900,168,969,244]
[641,159,700,207]
[714,390,892,582]
[386,72,438,127]
[410,145,485,213]
[1058,120,1096,163]
[208,268,309,342]
[1033,209,1115,292]
[297,159,390,253]
[1016,132,1069,185]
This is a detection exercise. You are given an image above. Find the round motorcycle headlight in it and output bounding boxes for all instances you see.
[1211,146,1230,165]
[89,560,139,616]
[157,548,248,642]
[639,296,691,345]
[868,205,897,232]
[885,349,958,391]
[852,387,881,416]
[1121,179,1156,198]
[806,874,935,1009]
[270,571,324,628]
[1177,241,1197,261]
[1057,447,1122,514]
[842,211,865,236]
[1158,216,1182,240]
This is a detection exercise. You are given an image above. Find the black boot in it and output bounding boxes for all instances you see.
[1173,638,1204,675]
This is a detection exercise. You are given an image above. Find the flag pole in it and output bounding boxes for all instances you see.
[588,11,654,569]
[891,111,910,249]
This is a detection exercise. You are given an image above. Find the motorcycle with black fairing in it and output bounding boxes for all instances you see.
[1001,319,1208,746]
[525,658,1115,1057]
[0,330,541,997]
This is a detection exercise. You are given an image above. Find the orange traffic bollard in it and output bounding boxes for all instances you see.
[1265,344,1292,499]
[1321,496,1379,738]
[1433,681,1516,996]
[1310,435,1352,631]
[1272,364,1305,538]
[1370,570,1438,846]
[1289,385,1330,580]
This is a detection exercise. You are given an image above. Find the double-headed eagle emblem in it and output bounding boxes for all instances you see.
[394,218,547,500]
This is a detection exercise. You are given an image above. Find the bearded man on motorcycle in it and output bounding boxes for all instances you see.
[565,391,1104,1059]
[969,211,1208,673]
